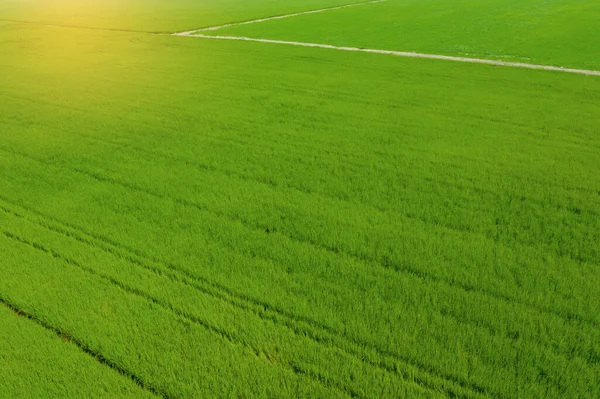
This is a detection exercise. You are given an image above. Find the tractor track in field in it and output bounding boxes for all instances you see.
[0,295,169,399]
[0,229,367,399]
[2,172,598,395]
[2,143,599,381]
[0,219,484,398]
[2,194,598,395]
[0,144,597,332]
[0,199,489,399]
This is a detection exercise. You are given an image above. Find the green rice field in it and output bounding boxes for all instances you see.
[1,1,599,398]
[209,0,600,69]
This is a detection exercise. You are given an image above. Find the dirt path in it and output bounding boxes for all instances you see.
[179,34,600,77]
[173,0,386,36]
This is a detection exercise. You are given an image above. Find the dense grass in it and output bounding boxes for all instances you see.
[211,0,600,69]
[1,1,600,398]
[0,305,157,398]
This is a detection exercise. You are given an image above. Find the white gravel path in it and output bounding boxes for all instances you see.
[178,34,600,77]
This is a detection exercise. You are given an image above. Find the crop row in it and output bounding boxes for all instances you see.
[0,148,597,398]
